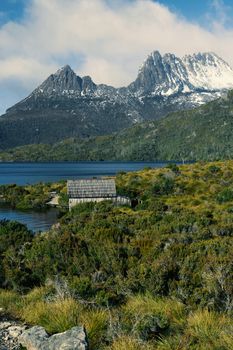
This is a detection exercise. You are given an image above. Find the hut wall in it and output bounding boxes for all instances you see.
[69,197,113,209]
[69,196,131,209]
[115,196,131,206]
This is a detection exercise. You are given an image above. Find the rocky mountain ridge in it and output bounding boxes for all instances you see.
[129,51,233,96]
[1,50,233,149]
[8,51,233,111]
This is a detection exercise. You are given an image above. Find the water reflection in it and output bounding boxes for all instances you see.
[0,207,59,232]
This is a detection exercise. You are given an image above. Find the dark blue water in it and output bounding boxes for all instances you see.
[0,161,168,231]
[0,161,168,185]
[0,207,59,233]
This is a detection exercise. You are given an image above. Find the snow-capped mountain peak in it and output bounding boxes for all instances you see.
[3,50,233,150]
[130,51,233,97]
[183,52,233,90]
[5,50,233,128]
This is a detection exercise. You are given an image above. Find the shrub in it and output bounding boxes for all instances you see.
[208,165,220,174]
[69,276,93,299]
[0,220,33,254]
[151,177,175,196]
[216,188,233,203]
[166,164,180,174]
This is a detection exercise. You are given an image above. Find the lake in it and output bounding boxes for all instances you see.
[0,161,169,231]
[0,161,170,185]
[0,207,59,233]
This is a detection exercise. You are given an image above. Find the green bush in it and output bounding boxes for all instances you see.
[151,177,175,196]
[208,165,220,174]
[216,188,233,203]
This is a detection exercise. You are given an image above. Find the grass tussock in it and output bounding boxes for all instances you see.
[80,310,109,349]
[19,292,109,349]
[106,336,154,350]
[20,298,81,334]
[0,289,23,316]
[187,309,233,349]
[124,294,185,324]
[121,294,186,341]
[23,286,54,303]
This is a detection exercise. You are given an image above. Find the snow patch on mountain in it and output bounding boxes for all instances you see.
[183,53,233,90]
[130,51,233,97]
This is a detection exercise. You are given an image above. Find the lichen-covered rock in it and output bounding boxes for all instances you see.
[19,325,88,350]
[8,325,26,338]
[0,320,25,350]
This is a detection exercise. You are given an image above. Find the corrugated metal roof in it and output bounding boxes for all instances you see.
[67,179,116,198]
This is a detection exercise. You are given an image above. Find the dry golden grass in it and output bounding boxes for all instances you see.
[0,289,23,316]
[123,294,186,329]
[106,336,154,350]
[80,309,108,349]
[186,309,233,349]
[20,298,81,334]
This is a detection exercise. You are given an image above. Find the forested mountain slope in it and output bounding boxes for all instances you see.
[2,90,233,161]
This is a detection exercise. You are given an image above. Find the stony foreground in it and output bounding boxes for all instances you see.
[0,314,88,350]
[0,318,25,350]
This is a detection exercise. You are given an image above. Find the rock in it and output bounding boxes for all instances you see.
[19,325,88,350]
[0,322,11,330]
[0,319,24,350]
[8,325,26,338]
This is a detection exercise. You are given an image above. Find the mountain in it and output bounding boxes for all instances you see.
[0,65,143,149]
[2,90,233,162]
[130,51,233,96]
[1,51,233,150]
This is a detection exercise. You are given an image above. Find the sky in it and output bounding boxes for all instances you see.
[0,0,233,114]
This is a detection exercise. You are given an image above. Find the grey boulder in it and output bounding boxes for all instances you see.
[19,325,88,350]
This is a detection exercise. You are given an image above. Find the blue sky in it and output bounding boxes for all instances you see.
[0,0,233,115]
[159,0,214,19]
[1,0,233,27]
[158,0,233,23]
[0,0,26,25]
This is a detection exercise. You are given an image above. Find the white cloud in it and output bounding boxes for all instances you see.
[0,0,233,114]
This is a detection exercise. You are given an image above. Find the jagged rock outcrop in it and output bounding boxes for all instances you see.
[129,51,233,96]
[129,51,191,95]
[19,325,88,350]
[38,65,83,96]
[1,50,233,150]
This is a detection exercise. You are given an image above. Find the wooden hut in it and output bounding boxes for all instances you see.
[68,179,116,209]
[67,178,130,209]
